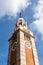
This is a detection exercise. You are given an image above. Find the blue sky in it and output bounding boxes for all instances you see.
[0,0,43,65]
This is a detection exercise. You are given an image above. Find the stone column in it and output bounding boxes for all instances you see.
[30,37,39,65]
[17,30,26,65]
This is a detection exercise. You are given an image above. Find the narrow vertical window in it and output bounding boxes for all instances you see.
[12,42,17,51]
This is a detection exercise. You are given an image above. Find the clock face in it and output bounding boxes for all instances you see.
[25,42,31,48]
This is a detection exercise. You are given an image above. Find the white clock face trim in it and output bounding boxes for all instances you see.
[25,42,31,48]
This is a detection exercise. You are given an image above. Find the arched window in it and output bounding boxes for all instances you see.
[12,42,17,51]
[24,33,30,40]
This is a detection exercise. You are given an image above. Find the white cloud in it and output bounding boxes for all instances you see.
[30,0,43,41]
[30,20,43,35]
[0,0,31,18]
[33,0,43,19]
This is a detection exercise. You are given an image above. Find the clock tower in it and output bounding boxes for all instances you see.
[8,18,39,65]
